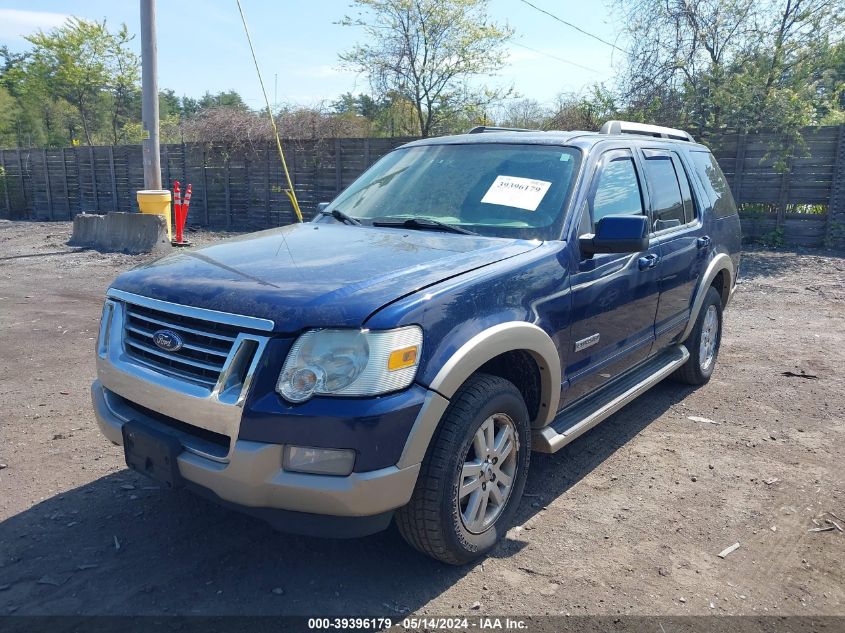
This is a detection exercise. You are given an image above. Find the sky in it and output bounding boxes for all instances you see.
[0,1,625,110]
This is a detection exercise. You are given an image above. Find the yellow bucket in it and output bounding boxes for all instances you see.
[137,189,173,242]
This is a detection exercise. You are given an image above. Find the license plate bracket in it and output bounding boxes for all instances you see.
[122,421,184,488]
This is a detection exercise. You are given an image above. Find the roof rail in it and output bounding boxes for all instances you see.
[599,120,695,142]
[467,126,539,134]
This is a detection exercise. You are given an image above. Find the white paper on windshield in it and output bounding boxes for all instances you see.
[480,175,552,211]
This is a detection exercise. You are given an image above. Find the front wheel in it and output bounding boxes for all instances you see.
[673,286,723,385]
[396,373,531,565]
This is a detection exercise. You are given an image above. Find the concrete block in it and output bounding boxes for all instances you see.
[69,212,172,255]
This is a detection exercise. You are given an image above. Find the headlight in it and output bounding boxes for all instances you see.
[276,326,423,403]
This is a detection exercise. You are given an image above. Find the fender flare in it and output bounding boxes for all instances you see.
[397,322,561,469]
[679,252,735,343]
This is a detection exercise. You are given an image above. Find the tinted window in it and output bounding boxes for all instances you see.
[590,156,644,225]
[643,154,685,231]
[690,151,737,218]
[325,144,581,240]
[674,156,696,224]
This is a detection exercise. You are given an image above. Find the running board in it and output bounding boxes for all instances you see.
[533,345,689,453]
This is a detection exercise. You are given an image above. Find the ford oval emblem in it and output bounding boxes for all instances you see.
[152,329,184,352]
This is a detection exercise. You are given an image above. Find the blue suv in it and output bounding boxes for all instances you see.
[92,121,741,564]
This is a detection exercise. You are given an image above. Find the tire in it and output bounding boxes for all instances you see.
[396,373,531,565]
[673,286,723,385]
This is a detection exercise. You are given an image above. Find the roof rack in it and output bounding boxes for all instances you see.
[467,126,540,134]
[599,120,695,142]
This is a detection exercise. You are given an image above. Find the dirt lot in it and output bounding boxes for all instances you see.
[0,219,843,617]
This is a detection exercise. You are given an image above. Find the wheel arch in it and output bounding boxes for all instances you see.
[396,322,561,469]
[679,253,735,344]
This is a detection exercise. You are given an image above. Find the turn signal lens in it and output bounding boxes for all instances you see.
[388,346,418,372]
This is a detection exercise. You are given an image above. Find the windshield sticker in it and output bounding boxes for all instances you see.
[480,175,552,211]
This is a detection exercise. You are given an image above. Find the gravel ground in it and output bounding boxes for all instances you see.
[0,219,843,617]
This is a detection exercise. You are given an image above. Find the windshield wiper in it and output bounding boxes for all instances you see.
[372,217,477,235]
[319,208,361,226]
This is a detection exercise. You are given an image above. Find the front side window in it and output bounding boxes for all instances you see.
[324,143,582,240]
[589,154,644,227]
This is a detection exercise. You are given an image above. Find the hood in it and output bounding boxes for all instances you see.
[110,222,541,333]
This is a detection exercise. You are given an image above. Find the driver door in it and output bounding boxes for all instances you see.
[563,148,662,406]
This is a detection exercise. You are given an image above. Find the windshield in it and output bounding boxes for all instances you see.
[324,143,582,240]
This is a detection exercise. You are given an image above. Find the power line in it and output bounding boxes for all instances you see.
[511,42,602,74]
[517,0,629,55]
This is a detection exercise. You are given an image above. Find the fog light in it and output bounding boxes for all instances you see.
[283,445,355,476]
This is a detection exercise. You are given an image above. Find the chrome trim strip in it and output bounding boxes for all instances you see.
[533,345,689,453]
[125,311,237,342]
[108,288,275,332]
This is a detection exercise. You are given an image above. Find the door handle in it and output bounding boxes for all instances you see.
[638,254,658,270]
[697,236,711,249]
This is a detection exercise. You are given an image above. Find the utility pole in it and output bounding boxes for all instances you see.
[140,0,162,190]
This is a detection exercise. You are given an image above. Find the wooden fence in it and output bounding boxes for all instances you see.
[1,126,844,247]
[0,138,414,230]
[705,125,845,248]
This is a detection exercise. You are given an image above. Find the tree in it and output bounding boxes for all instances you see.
[26,19,113,145]
[546,86,618,131]
[339,0,514,137]
[197,90,249,112]
[105,23,140,144]
[498,98,546,129]
[613,0,845,136]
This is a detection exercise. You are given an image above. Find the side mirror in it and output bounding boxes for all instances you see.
[579,214,649,257]
[316,202,331,214]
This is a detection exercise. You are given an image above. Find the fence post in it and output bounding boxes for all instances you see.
[732,132,746,202]
[180,142,187,190]
[201,144,210,226]
[162,143,171,190]
[75,148,84,211]
[290,143,298,216]
[827,124,845,248]
[42,149,54,219]
[61,148,71,218]
[0,150,11,217]
[16,149,27,218]
[264,142,271,227]
[108,146,118,211]
[364,138,371,167]
[224,146,232,229]
[89,146,99,212]
[335,138,342,195]
[776,148,793,227]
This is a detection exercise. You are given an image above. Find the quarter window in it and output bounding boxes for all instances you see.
[590,156,644,227]
[689,151,737,218]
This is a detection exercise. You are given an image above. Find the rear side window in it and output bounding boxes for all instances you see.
[689,151,737,218]
[590,156,644,225]
[642,153,686,231]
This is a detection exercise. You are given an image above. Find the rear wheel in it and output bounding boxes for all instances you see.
[673,286,723,385]
[396,373,530,565]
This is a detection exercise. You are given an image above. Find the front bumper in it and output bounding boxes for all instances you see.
[93,380,421,525]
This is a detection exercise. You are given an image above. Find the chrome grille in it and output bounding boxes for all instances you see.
[123,303,240,388]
